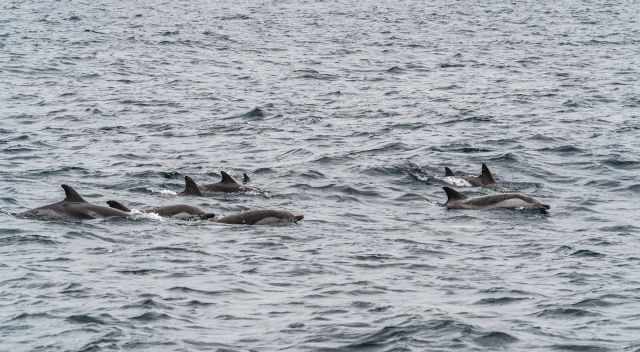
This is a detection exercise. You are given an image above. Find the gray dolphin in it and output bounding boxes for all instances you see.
[180,172,252,195]
[215,209,304,225]
[443,163,496,187]
[106,200,215,220]
[18,185,130,220]
[443,186,549,211]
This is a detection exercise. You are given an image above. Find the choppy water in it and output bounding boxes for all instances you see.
[2,0,640,350]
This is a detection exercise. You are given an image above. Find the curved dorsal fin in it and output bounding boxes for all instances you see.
[61,184,87,203]
[106,200,130,212]
[220,171,238,184]
[443,187,466,203]
[183,176,203,196]
[242,173,250,184]
[444,167,455,177]
[479,163,496,185]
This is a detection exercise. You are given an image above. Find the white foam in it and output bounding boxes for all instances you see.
[158,189,178,196]
[442,176,473,187]
[129,209,164,221]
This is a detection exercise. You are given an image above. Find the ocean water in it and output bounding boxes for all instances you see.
[2,0,640,350]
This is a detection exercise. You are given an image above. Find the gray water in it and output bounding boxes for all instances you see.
[2,0,640,350]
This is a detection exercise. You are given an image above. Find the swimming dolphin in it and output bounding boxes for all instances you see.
[106,200,215,220]
[215,209,303,225]
[442,187,549,211]
[18,185,130,220]
[442,163,496,187]
[180,171,252,195]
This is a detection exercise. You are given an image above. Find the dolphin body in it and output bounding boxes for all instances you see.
[443,187,549,211]
[215,209,304,225]
[180,171,252,195]
[19,185,130,220]
[443,163,496,187]
[106,200,215,220]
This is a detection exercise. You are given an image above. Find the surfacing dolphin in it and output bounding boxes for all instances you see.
[215,209,304,225]
[19,185,130,220]
[442,187,549,212]
[106,199,301,225]
[180,171,252,195]
[106,200,215,220]
[443,163,496,187]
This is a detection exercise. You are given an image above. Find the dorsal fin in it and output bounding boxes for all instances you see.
[442,187,466,203]
[444,167,455,177]
[220,171,238,184]
[183,176,203,196]
[479,163,496,185]
[61,184,87,203]
[106,200,130,212]
[243,173,250,184]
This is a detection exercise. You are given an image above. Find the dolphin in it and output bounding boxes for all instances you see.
[106,200,215,220]
[442,163,496,187]
[180,171,252,195]
[442,187,549,211]
[215,209,304,225]
[18,185,130,220]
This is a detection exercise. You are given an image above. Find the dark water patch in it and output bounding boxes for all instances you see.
[473,331,518,347]
[613,184,640,194]
[183,299,215,307]
[602,158,640,170]
[66,314,107,325]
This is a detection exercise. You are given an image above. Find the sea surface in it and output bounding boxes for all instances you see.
[2,0,640,351]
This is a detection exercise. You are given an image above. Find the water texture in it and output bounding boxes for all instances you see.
[2,0,640,351]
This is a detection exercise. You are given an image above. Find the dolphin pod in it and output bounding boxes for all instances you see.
[19,163,549,224]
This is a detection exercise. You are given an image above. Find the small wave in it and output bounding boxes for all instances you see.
[549,344,611,352]
[572,298,616,308]
[168,286,250,296]
[534,307,600,318]
[570,249,605,258]
[0,234,59,246]
[143,246,208,255]
[292,69,339,81]
[538,145,585,154]
[130,312,171,321]
[116,268,164,275]
[474,296,529,305]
